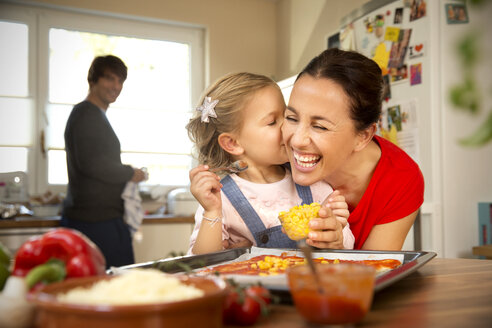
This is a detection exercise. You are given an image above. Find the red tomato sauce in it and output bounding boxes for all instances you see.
[292,290,367,324]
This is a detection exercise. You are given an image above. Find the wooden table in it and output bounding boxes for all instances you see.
[231,258,492,328]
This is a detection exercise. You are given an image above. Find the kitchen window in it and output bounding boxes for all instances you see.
[0,3,204,195]
[0,18,32,175]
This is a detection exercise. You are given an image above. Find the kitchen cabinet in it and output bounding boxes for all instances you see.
[133,223,194,263]
[0,227,53,254]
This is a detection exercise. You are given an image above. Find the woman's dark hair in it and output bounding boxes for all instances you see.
[297,48,383,131]
[87,55,127,84]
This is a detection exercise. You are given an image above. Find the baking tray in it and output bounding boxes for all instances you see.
[110,247,436,294]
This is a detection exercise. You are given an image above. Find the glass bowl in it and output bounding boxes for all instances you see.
[287,263,376,325]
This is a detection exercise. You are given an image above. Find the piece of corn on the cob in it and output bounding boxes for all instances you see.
[278,202,321,240]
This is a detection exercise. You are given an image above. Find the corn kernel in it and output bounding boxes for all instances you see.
[258,261,271,270]
[278,202,321,240]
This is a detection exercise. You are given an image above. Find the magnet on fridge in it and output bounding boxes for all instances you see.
[387,29,412,69]
[374,14,385,38]
[390,64,408,83]
[388,105,403,132]
[382,75,391,101]
[394,8,403,24]
[409,0,426,22]
[385,27,401,42]
[409,43,425,59]
[364,17,373,33]
[410,63,422,86]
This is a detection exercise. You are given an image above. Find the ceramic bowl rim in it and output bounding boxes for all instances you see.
[29,274,228,315]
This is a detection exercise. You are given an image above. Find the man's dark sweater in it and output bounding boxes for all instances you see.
[62,101,134,222]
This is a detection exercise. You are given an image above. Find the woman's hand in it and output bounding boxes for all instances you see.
[189,165,223,216]
[307,201,344,249]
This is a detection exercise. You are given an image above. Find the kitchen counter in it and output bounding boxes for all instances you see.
[0,214,195,229]
[0,214,196,261]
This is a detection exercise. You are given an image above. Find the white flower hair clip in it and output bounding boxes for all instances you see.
[196,96,219,123]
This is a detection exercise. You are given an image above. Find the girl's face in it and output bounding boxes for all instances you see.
[282,75,361,186]
[235,85,288,168]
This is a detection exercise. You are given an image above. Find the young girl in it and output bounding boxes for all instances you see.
[186,72,354,255]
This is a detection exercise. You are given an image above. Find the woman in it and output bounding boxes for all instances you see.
[282,48,424,250]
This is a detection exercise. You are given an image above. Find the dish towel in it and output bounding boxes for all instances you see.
[122,181,143,238]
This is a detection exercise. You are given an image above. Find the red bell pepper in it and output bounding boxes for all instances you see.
[12,228,106,282]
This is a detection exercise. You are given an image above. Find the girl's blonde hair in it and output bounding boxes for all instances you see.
[186,72,280,168]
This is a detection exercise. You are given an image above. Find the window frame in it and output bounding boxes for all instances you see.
[0,4,37,195]
[0,3,204,196]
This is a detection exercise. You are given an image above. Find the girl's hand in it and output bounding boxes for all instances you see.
[324,190,350,227]
[189,165,223,214]
[306,205,344,249]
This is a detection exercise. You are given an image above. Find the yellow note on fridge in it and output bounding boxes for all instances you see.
[384,27,400,42]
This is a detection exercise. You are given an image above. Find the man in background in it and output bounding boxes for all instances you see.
[62,55,146,267]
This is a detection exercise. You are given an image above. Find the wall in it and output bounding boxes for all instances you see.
[276,0,367,80]
[17,0,370,82]
[20,0,278,85]
[439,0,492,258]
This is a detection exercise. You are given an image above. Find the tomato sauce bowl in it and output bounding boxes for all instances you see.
[286,263,376,325]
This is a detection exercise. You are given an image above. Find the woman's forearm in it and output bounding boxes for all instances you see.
[361,210,418,250]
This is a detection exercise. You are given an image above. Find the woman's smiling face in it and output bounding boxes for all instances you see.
[282,74,361,186]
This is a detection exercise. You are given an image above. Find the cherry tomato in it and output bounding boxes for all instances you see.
[223,284,271,326]
[245,285,272,305]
